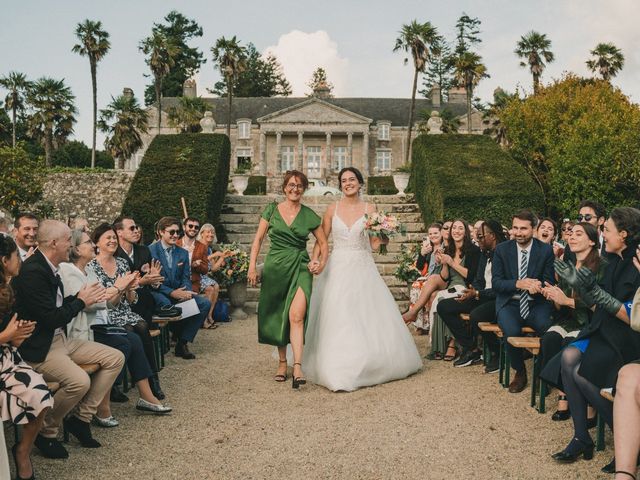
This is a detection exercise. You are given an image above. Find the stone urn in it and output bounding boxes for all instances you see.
[392,172,411,196]
[231,174,250,195]
[200,111,216,133]
[227,281,248,320]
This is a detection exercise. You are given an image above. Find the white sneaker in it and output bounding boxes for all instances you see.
[136,398,172,414]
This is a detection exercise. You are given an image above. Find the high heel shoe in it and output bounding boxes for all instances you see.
[11,444,35,480]
[552,395,570,421]
[274,359,288,382]
[292,362,306,389]
[551,437,594,463]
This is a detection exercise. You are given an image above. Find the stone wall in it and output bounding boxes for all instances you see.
[36,171,134,227]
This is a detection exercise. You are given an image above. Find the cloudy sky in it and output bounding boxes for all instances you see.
[2,0,639,146]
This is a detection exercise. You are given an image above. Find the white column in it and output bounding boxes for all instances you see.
[297,131,304,172]
[347,132,353,167]
[276,131,282,172]
[325,132,332,174]
[362,130,369,176]
[259,131,266,175]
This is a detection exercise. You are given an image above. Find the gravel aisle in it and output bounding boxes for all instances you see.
[14,316,612,479]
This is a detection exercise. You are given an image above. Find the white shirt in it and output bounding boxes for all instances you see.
[18,246,29,261]
[43,254,64,336]
[484,257,492,290]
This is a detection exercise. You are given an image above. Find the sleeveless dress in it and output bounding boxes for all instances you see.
[304,204,423,391]
[257,202,321,346]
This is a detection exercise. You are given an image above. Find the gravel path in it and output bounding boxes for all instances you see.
[10,316,613,479]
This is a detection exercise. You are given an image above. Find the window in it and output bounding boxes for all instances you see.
[333,146,347,172]
[306,146,322,177]
[237,120,251,139]
[236,147,252,171]
[376,149,391,172]
[378,122,390,141]
[281,146,294,172]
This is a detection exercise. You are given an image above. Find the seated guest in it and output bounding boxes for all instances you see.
[564,200,607,263]
[441,220,452,248]
[0,235,53,480]
[69,216,90,233]
[403,219,481,361]
[149,217,211,359]
[540,223,604,422]
[88,223,169,404]
[543,207,640,469]
[438,220,506,369]
[493,210,554,393]
[12,213,38,261]
[409,222,443,334]
[196,224,229,329]
[11,220,124,459]
[537,217,557,245]
[560,219,574,244]
[472,220,484,245]
[0,216,9,235]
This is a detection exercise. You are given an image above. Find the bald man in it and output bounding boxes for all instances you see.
[12,220,125,459]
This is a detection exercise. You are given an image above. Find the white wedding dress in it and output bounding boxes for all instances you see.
[304,205,423,392]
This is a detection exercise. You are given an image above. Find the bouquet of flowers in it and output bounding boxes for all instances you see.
[393,244,422,283]
[210,242,250,287]
[364,211,405,255]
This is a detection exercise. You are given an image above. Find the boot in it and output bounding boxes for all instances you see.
[63,415,101,448]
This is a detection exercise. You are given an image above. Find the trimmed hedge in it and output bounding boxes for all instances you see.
[411,134,544,225]
[245,176,267,195]
[122,134,230,242]
[367,176,398,195]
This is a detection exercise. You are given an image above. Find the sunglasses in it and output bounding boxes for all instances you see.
[443,226,451,230]
[128,225,139,232]
[577,214,594,222]
[561,227,573,232]
[165,229,181,236]
[186,224,200,230]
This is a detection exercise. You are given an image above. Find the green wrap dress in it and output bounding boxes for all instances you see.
[258,202,321,346]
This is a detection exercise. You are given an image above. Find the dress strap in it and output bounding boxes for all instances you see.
[334,201,340,218]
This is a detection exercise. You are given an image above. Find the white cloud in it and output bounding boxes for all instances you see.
[264,30,349,96]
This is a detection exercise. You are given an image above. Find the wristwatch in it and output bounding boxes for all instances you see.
[475,291,480,300]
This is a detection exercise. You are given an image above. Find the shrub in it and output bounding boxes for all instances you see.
[411,134,543,225]
[244,176,266,195]
[121,134,230,242]
[0,145,45,215]
[367,176,397,195]
[52,140,114,168]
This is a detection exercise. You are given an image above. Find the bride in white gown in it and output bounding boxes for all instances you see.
[304,167,422,392]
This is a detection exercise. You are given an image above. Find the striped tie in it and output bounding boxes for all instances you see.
[519,250,529,319]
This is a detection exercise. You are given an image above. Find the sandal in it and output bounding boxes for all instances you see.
[426,352,443,360]
[274,360,288,382]
[615,472,636,480]
[292,362,306,389]
[444,344,458,361]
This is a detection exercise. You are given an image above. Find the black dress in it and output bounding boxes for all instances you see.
[541,243,640,389]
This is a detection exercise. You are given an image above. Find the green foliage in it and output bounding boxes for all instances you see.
[515,31,554,93]
[244,176,266,195]
[122,134,230,243]
[454,13,481,56]
[367,176,398,195]
[419,41,455,102]
[393,244,422,283]
[99,93,148,169]
[411,134,543,225]
[51,140,114,168]
[167,96,208,133]
[0,145,44,215]
[500,74,640,215]
[587,43,625,81]
[210,242,249,287]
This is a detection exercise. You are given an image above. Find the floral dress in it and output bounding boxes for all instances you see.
[87,257,143,327]
[0,313,54,425]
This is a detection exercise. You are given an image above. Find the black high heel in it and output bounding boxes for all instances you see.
[292,362,306,389]
[11,444,35,480]
[551,437,594,463]
[552,395,570,421]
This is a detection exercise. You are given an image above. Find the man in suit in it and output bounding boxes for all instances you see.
[12,212,39,261]
[492,210,555,393]
[149,216,211,359]
[177,216,211,293]
[12,220,125,459]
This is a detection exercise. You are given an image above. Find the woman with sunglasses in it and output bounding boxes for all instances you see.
[560,220,575,243]
[248,170,328,388]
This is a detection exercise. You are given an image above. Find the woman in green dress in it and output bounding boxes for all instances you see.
[248,170,328,388]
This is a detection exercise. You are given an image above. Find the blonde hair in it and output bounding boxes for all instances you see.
[197,223,216,245]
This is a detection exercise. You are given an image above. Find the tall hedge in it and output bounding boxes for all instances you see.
[411,134,543,225]
[122,134,230,242]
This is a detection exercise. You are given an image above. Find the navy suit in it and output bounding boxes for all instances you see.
[492,238,555,372]
[148,241,210,343]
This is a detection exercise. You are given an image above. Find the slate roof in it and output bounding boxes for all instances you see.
[158,97,468,126]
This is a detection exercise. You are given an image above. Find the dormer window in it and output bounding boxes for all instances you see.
[377,121,390,141]
[237,119,251,140]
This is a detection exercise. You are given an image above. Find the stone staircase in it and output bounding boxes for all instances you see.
[219,194,427,312]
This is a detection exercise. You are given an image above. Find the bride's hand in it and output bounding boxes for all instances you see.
[308,260,321,274]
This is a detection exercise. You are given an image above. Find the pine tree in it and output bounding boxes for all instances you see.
[419,41,454,103]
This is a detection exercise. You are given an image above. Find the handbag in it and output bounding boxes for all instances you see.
[90,324,129,336]
[213,300,231,323]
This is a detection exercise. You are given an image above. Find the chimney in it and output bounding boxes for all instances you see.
[183,79,197,98]
[123,87,134,100]
[430,86,441,108]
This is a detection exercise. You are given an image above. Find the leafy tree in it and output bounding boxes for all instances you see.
[453,51,489,133]
[0,145,44,215]
[72,19,111,168]
[0,72,32,148]
[167,96,208,133]
[515,31,554,94]
[143,11,205,104]
[482,87,516,146]
[419,41,455,103]
[99,93,149,169]
[211,36,247,139]
[51,140,114,168]
[587,42,625,81]
[394,20,441,165]
[417,108,460,134]
[212,43,291,97]
[139,30,181,133]
[454,13,481,56]
[26,77,77,167]
[500,74,640,214]
[306,67,334,96]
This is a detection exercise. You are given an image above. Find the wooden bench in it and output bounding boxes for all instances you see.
[152,315,182,356]
[594,388,615,452]
[150,328,164,370]
[507,337,546,412]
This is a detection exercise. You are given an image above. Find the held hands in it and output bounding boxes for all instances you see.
[541,281,571,306]
[456,288,476,302]
[516,278,543,295]
[308,259,322,275]
[77,282,106,307]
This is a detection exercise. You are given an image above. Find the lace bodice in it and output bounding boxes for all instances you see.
[331,205,371,253]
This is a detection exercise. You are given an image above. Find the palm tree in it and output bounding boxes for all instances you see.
[587,42,625,81]
[72,19,111,168]
[393,20,441,165]
[453,51,489,133]
[0,72,32,148]
[211,36,247,139]
[27,77,77,166]
[515,31,554,94]
[98,93,148,169]
[139,30,180,133]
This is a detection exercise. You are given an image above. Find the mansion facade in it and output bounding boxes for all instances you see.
[127,82,481,191]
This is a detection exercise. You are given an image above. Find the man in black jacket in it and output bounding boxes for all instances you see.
[438,220,506,370]
[12,220,125,459]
